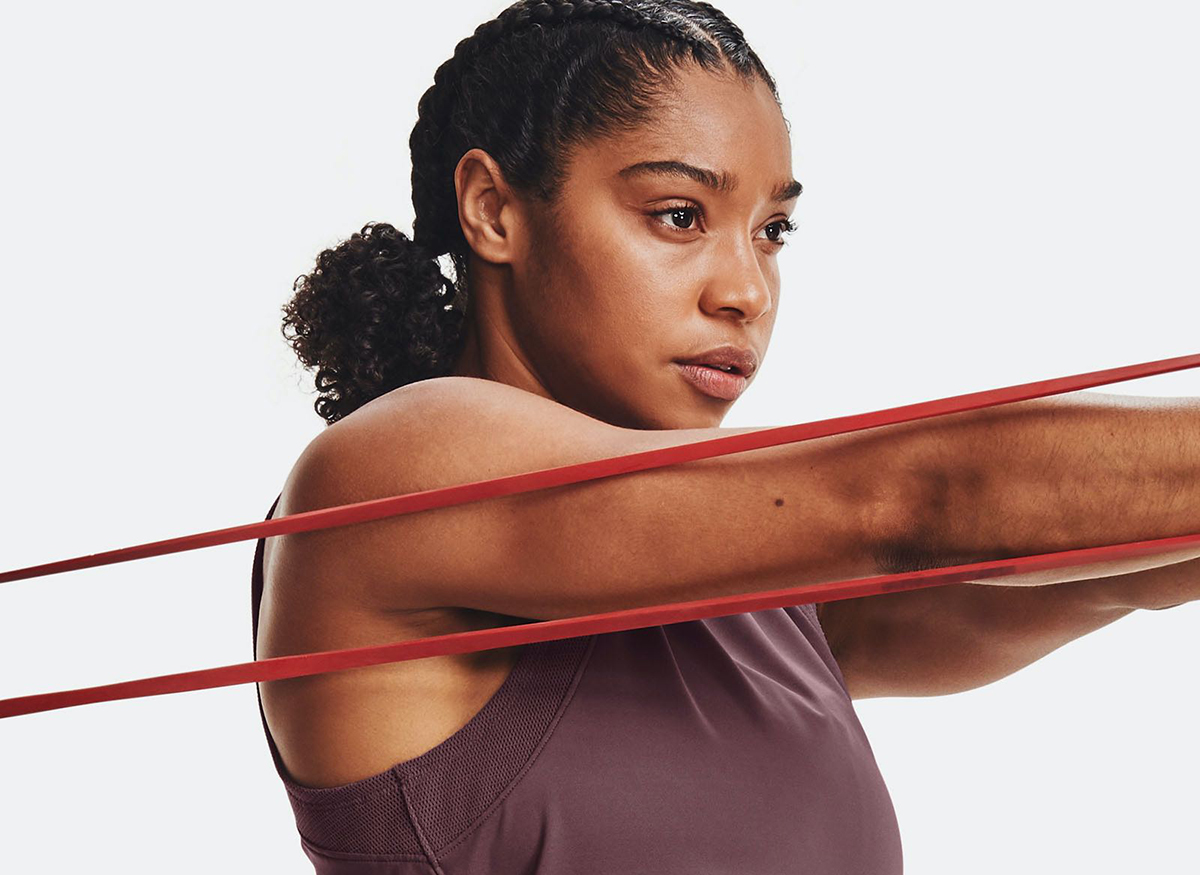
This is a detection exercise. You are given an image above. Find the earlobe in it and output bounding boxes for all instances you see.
[454,148,522,265]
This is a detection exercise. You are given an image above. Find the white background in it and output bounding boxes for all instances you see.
[1,1,1197,871]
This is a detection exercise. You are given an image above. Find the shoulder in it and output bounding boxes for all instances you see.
[268,378,522,607]
[317,375,555,452]
[287,377,613,510]
[269,375,634,612]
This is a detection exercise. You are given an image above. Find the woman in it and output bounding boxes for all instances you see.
[254,1,1200,872]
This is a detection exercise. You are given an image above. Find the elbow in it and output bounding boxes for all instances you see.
[865,425,1003,576]
[865,455,957,577]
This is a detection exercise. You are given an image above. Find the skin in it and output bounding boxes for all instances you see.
[257,63,1200,788]
[449,65,794,430]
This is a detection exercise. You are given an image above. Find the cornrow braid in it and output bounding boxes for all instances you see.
[410,0,727,255]
[284,0,779,425]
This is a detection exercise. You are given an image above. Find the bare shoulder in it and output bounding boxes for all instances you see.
[282,375,633,516]
[270,376,639,611]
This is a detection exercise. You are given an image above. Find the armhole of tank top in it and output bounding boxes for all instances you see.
[792,601,852,698]
[252,489,598,856]
[390,632,596,856]
[266,633,596,861]
[250,493,295,786]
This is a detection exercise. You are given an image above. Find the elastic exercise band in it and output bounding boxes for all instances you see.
[3,352,1198,586]
[1,351,1197,719]
[1,531,1198,719]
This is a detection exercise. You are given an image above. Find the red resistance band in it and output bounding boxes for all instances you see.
[2,352,1198,719]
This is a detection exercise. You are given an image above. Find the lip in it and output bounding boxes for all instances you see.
[673,345,758,402]
[673,361,752,402]
[674,344,759,378]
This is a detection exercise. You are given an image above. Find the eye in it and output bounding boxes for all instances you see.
[650,203,702,233]
[758,218,798,247]
[648,204,797,249]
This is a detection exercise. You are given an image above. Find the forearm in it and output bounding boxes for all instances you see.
[1087,553,1200,611]
[883,391,1200,573]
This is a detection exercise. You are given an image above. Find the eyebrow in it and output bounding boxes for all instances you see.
[617,160,803,203]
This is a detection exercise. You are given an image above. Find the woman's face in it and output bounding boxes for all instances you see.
[508,64,799,430]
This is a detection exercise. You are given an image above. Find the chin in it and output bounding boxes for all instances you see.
[688,407,731,429]
[652,402,730,431]
[589,377,730,431]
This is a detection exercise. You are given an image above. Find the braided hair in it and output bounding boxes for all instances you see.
[282,0,779,425]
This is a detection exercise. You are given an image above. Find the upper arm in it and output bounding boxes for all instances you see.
[820,542,1200,699]
[819,578,1137,700]
[275,377,905,622]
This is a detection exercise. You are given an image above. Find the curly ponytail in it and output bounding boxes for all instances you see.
[283,0,778,425]
[281,223,464,425]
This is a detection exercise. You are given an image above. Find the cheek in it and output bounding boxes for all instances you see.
[556,230,684,342]
[588,273,691,367]
[527,205,711,377]
[600,237,704,327]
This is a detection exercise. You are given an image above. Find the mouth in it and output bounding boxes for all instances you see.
[673,361,751,402]
[672,344,758,401]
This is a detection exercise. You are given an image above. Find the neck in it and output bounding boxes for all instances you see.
[450,299,553,403]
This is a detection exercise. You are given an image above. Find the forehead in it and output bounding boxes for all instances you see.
[566,65,793,194]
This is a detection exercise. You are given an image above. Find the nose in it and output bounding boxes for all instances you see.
[698,238,773,322]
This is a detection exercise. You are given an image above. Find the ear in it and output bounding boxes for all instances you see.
[454,148,527,265]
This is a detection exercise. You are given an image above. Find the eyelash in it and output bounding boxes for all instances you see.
[650,202,797,246]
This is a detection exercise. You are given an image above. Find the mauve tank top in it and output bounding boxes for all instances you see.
[252,494,903,873]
